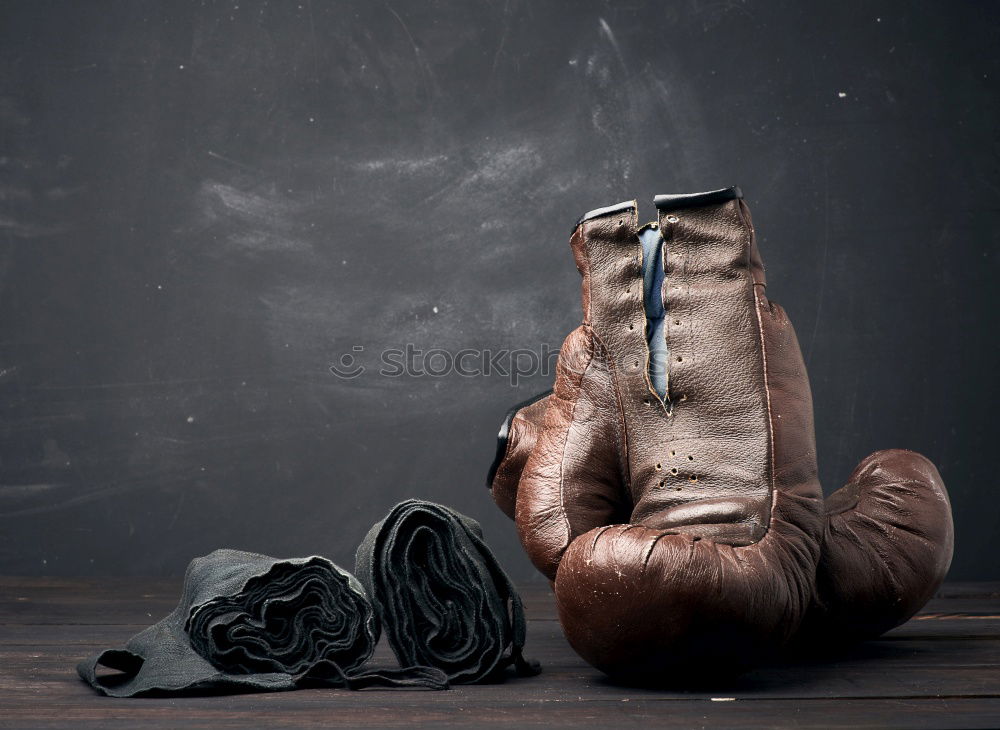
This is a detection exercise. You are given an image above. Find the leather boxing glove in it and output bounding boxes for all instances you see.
[486,187,953,680]
[491,418,954,647]
[487,390,551,520]
[799,449,953,643]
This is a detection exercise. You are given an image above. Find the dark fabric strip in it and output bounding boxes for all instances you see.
[653,186,743,211]
[356,499,541,683]
[77,549,448,696]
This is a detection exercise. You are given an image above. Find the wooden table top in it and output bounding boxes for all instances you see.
[1,577,998,728]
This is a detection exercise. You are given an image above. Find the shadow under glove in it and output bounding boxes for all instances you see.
[78,549,448,696]
[356,499,540,683]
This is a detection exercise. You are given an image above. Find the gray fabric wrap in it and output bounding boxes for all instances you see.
[77,548,448,696]
[355,499,540,683]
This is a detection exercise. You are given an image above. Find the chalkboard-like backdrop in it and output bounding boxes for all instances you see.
[0,1,995,580]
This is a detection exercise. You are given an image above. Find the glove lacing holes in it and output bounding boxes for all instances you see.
[658,453,697,488]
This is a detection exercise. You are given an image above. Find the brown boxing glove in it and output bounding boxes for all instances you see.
[486,187,953,681]
[487,390,552,521]
[799,449,953,644]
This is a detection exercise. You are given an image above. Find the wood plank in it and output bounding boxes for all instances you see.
[0,578,998,728]
[2,698,1000,730]
[5,629,1000,675]
[5,610,1000,645]
[2,580,998,626]
[3,629,998,702]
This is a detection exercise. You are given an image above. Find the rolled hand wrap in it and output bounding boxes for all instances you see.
[356,499,539,683]
[78,549,447,696]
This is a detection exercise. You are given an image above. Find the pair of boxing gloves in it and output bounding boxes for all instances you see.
[487,187,953,682]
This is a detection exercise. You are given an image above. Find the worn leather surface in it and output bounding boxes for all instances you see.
[488,191,954,680]
[799,449,954,643]
[491,394,552,519]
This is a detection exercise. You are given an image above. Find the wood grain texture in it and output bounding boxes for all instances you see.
[0,579,998,729]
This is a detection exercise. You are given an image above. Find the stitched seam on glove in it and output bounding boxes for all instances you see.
[557,333,597,554]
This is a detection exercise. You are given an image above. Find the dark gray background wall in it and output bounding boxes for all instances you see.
[1,0,996,581]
